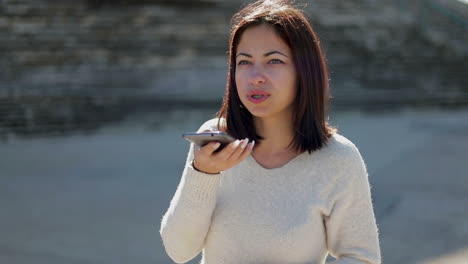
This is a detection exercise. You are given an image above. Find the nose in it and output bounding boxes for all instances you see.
[248,66,267,85]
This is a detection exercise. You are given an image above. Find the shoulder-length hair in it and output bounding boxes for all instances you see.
[217,0,336,154]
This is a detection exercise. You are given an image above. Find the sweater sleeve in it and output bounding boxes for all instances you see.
[324,145,381,264]
[159,119,222,263]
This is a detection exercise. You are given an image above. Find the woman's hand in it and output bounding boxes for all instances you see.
[193,132,255,174]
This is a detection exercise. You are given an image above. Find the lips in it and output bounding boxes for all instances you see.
[247,90,271,104]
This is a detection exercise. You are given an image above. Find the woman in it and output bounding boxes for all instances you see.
[160,1,381,263]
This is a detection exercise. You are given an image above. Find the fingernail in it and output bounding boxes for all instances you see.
[240,138,249,149]
[232,140,240,149]
[213,142,221,149]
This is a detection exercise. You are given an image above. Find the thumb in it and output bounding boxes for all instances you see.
[200,142,221,156]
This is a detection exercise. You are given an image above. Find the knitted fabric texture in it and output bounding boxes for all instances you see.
[160,118,381,264]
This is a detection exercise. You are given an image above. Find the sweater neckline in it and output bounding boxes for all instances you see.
[247,150,309,172]
[245,135,337,172]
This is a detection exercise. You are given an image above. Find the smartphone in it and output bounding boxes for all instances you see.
[182,131,236,151]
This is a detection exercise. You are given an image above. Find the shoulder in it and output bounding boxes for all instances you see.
[196,117,226,133]
[324,133,362,159]
[328,133,368,178]
[308,133,366,175]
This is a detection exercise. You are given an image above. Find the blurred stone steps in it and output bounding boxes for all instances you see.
[1,0,468,136]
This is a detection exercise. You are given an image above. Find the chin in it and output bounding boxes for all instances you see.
[246,107,272,119]
[246,104,293,120]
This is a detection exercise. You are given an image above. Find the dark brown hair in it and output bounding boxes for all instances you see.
[217,0,336,154]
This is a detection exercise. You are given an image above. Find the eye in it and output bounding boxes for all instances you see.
[269,59,284,64]
[237,60,251,65]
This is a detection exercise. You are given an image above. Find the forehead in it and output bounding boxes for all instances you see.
[237,24,290,53]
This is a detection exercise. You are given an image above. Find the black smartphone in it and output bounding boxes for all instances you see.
[182,132,236,151]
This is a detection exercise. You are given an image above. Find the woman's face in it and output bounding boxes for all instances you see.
[235,24,297,119]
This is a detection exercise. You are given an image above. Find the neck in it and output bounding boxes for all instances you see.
[253,112,296,154]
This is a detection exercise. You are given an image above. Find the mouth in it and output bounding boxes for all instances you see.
[247,90,271,104]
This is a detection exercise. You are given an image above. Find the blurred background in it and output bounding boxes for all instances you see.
[1,0,467,263]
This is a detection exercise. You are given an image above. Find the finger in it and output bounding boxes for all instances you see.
[198,141,221,157]
[228,138,249,160]
[235,140,255,162]
[215,139,241,160]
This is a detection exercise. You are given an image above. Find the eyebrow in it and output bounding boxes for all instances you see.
[236,51,289,58]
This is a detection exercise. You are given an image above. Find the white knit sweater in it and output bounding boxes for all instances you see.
[160,119,381,264]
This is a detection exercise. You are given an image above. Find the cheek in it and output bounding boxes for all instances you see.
[274,71,296,90]
[235,71,246,91]
[277,75,297,101]
[284,70,297,93]
[289,75,297,92]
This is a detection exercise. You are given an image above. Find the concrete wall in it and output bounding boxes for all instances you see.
[1,0,467,136]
